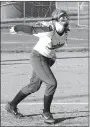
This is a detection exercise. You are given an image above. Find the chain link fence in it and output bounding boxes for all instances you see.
[1,1,89,28]
[1,1,55,20]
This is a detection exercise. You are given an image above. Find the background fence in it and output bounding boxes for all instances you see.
[1,1,55,20]
[1,1,88,28]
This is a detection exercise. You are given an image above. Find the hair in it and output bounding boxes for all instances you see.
[50,9,70,44]
[51,9,68,21]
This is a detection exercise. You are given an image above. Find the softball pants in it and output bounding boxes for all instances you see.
[21,50,57,96]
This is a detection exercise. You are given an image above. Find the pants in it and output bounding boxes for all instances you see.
[21,50,57,96]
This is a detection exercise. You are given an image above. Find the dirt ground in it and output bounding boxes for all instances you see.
[1,51,89,126]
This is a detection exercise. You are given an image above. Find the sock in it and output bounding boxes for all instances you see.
[10,90,28,107]
[43,95,53,113]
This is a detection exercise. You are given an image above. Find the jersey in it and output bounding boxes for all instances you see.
[11,22,67,59]
[33,31,56,59]
[33,30,66,59]
[33,21,66,59]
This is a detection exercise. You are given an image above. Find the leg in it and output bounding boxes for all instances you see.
[30,51,57,123]
[6,70,42,117]
[21,70,42,94]
[42,58,56,113]
[30,53,57,96]
[10,70,42,107]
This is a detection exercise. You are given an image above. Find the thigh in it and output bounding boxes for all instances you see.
[30,53,56,85]
[21,70,42,94]
[30,70,42,86]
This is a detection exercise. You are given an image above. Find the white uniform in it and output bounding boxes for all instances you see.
[33,21,66,59]
[33,31,66,59]
[33,31,56,59]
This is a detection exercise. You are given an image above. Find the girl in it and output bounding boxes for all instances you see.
[6,9,70,124]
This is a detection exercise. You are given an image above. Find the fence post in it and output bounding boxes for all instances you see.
[23,1,25,24]
[77,2,80,26]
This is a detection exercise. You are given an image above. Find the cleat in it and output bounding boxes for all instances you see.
[42,111,55,124]
[5,102,23,118]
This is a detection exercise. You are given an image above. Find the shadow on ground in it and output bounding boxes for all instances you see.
[22,111,88,124]
[54,114,88,124]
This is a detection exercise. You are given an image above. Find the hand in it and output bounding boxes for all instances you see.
[10,27,17,34]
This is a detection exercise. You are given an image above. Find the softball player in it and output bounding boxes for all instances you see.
[5,9,70,124]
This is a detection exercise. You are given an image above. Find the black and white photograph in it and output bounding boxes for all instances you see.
[1,1,89,126]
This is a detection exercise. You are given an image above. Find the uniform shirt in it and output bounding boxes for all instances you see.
[10,21,66,60]
[33,21,66,59]
[33,30,66,59]
[33,31,55,59]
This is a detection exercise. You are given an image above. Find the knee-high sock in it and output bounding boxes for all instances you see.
[10,91,29,107]
[43,95,53,113]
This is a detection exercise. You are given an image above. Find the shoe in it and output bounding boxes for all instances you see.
[42,111,55,124]
[5,102,23,118]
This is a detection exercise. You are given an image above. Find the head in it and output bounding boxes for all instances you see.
[52,9,69,35]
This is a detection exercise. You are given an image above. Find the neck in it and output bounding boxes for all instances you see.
[54,30,64,39]
[52,30,62,44]
[56,30,65,36]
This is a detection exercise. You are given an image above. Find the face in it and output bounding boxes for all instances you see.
[54,14,69,34]
[58,15,69,25]
[55,21,64,34]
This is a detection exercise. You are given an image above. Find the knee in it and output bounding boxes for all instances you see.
[21,85,31,95]
[49,79,57,89]
[52,80,57,91]
[21,84,37,95]
[45,79,57,96]
[21,80,42,95]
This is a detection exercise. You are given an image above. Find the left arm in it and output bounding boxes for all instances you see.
[14,25,34,34]
[10,24,53,35]
[10,25,34,35]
